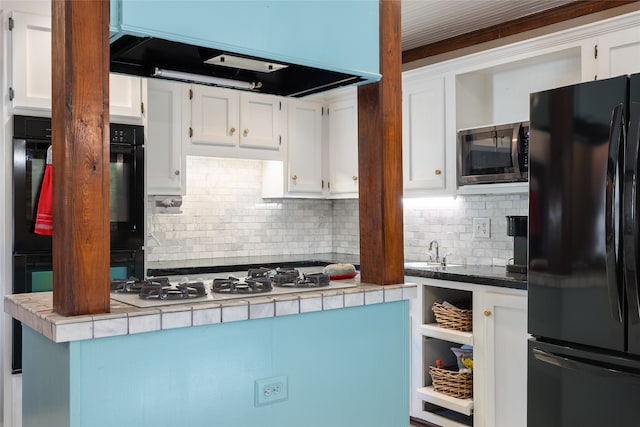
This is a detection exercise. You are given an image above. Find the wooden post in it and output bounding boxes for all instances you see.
[51,0,111,315]
[358,0,404,285]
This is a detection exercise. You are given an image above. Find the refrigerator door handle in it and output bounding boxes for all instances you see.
[625,102,640,323]
[606,103,624,323]
[533,347,640,385]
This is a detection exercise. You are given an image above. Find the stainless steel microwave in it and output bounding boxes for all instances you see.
[457,121,529,186]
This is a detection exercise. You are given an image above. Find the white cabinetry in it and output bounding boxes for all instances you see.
[595,26,640,79]
[402,74,449,195]
[190,85,239,148]
[327,88,359,198]
[8,11,143,119]
[408,276,527,427]
[146,79,187,195]
[187,85,283,160]
[473,291,527,427]
[286,99,323,195]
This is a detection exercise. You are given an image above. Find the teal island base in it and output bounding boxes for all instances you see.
[22,301,409,427]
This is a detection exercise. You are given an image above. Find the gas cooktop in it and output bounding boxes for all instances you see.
[109,267,358,308]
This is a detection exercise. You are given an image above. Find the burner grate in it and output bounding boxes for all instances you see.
[139,279,206,300]
[212,277,273,294]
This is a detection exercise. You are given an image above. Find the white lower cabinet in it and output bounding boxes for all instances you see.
[408,276,527,427]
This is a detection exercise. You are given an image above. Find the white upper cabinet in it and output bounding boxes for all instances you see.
[187,85,283,160]
[403,75,447,194]
[239,93,282,150]
[8,11,143,119]
[109,73,143,119]
[9,11,50,111]
[146,79,186,195]
[595,26,640,79]
[328,90,359,197]
[190,85,239,148]
[286,99,323,195]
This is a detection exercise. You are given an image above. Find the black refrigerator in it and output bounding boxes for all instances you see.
[528,74,640,426]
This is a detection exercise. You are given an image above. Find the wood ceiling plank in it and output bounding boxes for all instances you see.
[402,0,637,63]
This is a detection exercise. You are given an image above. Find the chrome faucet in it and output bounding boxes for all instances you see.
[428,240,439,262]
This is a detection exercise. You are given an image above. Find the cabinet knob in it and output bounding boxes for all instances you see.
[243,128,249,136]
[174,170,180,176]
[435,169,442,175]
[291,175,298,181]
[484,309,492,317]
[230,127,236,135]
[352,176,358,181]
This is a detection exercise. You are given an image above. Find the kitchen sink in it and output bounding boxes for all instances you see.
[404,262,463,269]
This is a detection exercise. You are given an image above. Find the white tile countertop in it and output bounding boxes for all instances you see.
[4,281,417,343]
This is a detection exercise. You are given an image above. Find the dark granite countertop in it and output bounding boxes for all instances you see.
[147,253,361,276]
[404,264,527,290]
[148,255,527,291]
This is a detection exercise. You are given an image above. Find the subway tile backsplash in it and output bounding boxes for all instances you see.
[147,157,528,266]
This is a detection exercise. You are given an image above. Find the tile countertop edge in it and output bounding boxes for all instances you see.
[4,282,417,343]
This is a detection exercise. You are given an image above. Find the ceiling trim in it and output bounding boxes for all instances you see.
[402,0,637,64]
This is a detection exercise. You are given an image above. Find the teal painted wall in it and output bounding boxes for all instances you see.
[111,0,380,80]
[23,302,409,427]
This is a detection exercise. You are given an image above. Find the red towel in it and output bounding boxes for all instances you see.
[34,148,53,235]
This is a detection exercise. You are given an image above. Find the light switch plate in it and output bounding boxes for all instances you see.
[473,217,491,239]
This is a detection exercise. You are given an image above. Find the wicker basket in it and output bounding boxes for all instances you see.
[429,366,473,399]
[432,302,472,332]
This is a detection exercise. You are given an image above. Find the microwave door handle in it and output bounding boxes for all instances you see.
[625,103,640,323]
[606,103,624,324]
[511,124,521,175]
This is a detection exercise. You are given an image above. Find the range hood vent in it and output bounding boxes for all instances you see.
[110,35,363,97]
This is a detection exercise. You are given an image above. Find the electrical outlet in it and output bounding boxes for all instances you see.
[473,217,491,239]
[255,376,288,406]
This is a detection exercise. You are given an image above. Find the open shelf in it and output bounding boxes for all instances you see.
[420,323,473,346]
[417,386,474,416]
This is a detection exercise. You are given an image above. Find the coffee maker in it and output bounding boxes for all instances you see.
[506,215,527,274]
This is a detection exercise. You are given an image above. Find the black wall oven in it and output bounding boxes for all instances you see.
[11,115,145,373]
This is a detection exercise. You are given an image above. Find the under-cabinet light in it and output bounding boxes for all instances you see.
[152,67,261,90]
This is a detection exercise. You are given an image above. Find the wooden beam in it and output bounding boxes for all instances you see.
[51,0,111,316]
[403,0,638,63]
[358,0,404,285]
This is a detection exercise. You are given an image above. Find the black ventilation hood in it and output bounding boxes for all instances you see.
[111,35,364,97]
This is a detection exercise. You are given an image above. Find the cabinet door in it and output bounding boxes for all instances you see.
[190,85,239,147]
[475,291,527,427]
[403,77,446,191]
[10,11,51,110]
[328,97,359,196]
[110,74,142,118]
[596,28,640,79]
[239,93,282,150]
[146,80,186,195]
[10,11,143,117]
[287,99,323,194]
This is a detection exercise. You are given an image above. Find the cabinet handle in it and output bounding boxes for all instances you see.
[484,309,492,317]
[230,127,236,135]
[243,128,249,137]
[291,175,298,181]
[174,170,180,176]
[435,169,442,175]
[352,176,358,181]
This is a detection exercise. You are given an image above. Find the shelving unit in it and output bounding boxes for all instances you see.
[416,286,475,426]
